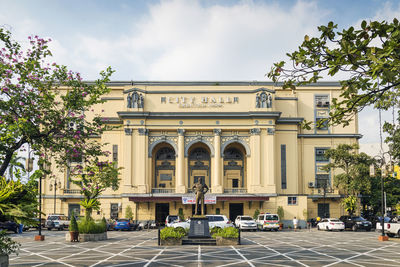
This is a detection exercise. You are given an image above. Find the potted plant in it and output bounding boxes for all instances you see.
[0,230,20,265]
[159,227,185,246]
[69,212,79,242]
[277,206,284,230]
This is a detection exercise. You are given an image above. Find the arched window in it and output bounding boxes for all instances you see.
[154,146,176,190]
[156,147,175,160]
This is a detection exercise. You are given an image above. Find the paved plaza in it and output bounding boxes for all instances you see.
[8,229,400,267]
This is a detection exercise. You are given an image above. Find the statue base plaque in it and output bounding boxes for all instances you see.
[188,216,210,238]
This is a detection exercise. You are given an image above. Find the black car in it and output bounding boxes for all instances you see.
[0,221,18,233]
[339,216,372,231]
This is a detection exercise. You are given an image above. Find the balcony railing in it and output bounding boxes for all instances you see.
[224,188,247,194]
[151,188,176,194]
[63,189,81,194]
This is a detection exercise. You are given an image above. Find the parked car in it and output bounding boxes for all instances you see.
[375,216,392,231]
[114,218,136,231]
[45,214,70,231]
[256,213,280,231]
[339,216,372,231]
[235,216,257,231]
[384,216,400,237]
[0,221,18,233]
[165,215,180,227]
[317,218,345,231]
[170,215,234,230]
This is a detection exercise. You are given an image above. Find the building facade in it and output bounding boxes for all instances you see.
[42,81,361,225]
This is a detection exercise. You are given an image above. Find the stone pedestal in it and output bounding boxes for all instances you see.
[188,217,210,238]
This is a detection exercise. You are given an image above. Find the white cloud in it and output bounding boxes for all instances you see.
[46,0,328,80]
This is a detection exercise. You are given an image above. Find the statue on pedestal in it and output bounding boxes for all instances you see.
[192,177,209,216]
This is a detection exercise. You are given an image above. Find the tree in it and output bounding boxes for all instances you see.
[268,19,400,128]
[125,205,133,220]
[0,28,115,176]
[6,153,25,181]
[70,160,121,220]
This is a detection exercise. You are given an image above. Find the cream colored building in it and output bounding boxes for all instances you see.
[42,81,361,226]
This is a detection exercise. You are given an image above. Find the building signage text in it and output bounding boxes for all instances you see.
[182,195,216,204]
[161,96,239,108]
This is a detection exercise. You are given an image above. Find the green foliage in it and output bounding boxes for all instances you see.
[268,19,400,128]
[0,28,115,177]
[69,211,78,232]
[160,227,185,240]
[210,226,222,235]
[211,227,238,239]
[70,160,122,220]
[0,231,20,255]
[253,209,260,220]
[323,144,374,196]
[277,206,284,221]
[125,206,133,220]
[342,195,358,215]
[77,218,106,234]
[178,208,184,221]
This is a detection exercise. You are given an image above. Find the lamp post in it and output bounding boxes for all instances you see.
[371,153,391,241]
[35,157,50,241]
[50,179,61,214]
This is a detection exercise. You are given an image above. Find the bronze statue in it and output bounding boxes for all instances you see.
[192,177,209,215]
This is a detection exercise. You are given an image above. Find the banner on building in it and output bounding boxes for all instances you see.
[182,195,216,204]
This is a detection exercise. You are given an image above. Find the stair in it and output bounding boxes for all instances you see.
[182,237,216,245]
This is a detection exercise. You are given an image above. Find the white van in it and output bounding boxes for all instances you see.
[256,213,280,231]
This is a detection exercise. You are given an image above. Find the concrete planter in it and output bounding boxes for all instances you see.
[65,232,107,242]
[160,238,182,246]
[0,255,9,267]
[215,236,238,246]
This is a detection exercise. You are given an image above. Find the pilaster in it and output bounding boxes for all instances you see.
[212,129,223,193]
[136,128,148,193]
[176,129,186,193]
[123,128,133,193]
[250,128,261,192]
[265,127,276,193]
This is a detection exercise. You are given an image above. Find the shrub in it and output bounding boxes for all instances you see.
[211,227,238,239]
[160,227,185,240]
[69,212,79,232]
[78,218,106,234]
[0,230,20,255]
[277,206,285,222]
[125,206,133,220]
[253,209,260,220]
[210,227,222,236]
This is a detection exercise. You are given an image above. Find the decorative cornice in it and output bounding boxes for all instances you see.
[298,134,362,139]
[275,97,298,100]
[101,97,124,100]
[276,117,304,124]
[213,129,222,136]
[250,128,261,135]
[117,111,282,119]
[100,117,123,124]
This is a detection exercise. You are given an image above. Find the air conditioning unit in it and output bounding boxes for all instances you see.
[308,182,314,188]
[316,150,325,155]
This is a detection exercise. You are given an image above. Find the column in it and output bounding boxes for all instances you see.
[250,128,261,193]
[123,128,133,193]
[265,128,276,193]
[212,129,223,193]
[136,128,148,193]
[176,129,186,193]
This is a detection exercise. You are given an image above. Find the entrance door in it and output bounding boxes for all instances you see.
[318,203,330,218]
[156,203,169,225]
[229,203,243,222]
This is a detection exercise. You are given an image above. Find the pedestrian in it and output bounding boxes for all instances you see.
[293,217,298,232]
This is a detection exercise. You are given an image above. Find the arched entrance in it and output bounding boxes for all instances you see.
[223,143,246,193]
[152,143,176,193]
[187,143,211,189]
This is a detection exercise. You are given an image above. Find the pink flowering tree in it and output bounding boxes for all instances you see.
[70,160,122,220]
[0,28,115,176]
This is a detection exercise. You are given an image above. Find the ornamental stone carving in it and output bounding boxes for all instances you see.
[148,135,178,157]
[127,91,144,108]
[220,135,251,157]
[256,92,272,108]
[138,128,148,135]
[213,129,222,136]
[267,128,275,135]
[250,128,261,135]
[124,128,133,136]
[177,129,185,136]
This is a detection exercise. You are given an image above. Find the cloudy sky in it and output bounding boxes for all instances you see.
[1,0,400,149]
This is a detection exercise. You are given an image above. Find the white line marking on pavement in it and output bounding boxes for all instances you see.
[20,248,76,267]
[198,245,202,267]
[144,247,166,267]
[231,246,255,267]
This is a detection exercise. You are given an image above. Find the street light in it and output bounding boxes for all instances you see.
[49,179,61,214]
[35,157,50,241]
[370,153,391,242]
